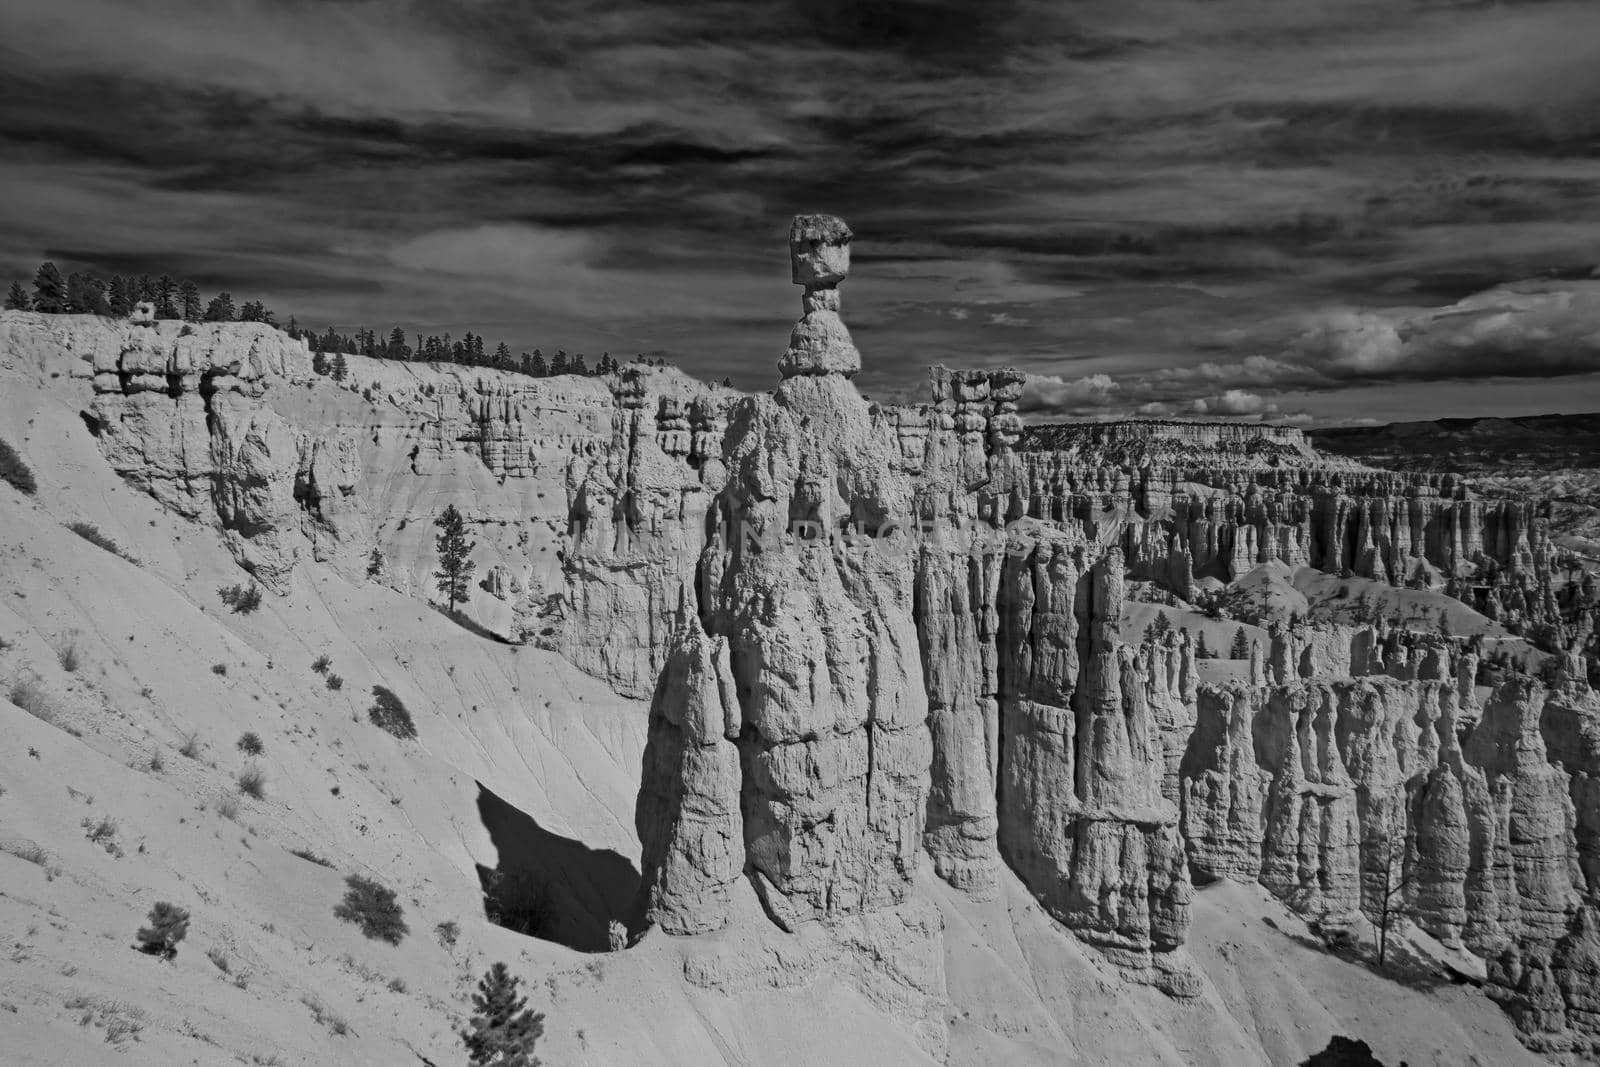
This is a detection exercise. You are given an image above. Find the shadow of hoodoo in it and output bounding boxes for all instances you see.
[473,781,640,952]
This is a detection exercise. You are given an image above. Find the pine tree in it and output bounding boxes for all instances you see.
[65,271,108,315]
[1151,610,1172,639]
[179,280,203,322]
[1196,631,1213,659]
[1231,626,1250,660]
[107,275,132,317]
[5,280,30,310]
[461,962,545,1067]
[570,352,588,375]
[528,350,546,377]
[135,901,190,959]
[390,326,410,360]
[434,505,476,612]
[493,341,511,369]
[32,262,65,313]
[550,349,569,376]
[367,546,384,579]
[331,352,349,381]
[204,292,236,322]
[155,275,179,319]
[312,350,330,376]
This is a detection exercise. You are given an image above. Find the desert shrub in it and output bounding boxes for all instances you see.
[147,750,164,773]
[1,840,60,878]
[311,654,332,675]
[178,730,202,759]
[367,685,416,739]
[66,522,135,563]
[206,947,230,974]
[334,874,408,945]
[136,902,190,959]
[57,642,80,673]
[435,920,460,949]
[387,977,406,993]
[218,795,240,821]
[289,847,334,869]
[218,583,263,614]
[462,962,545,1067]
[325,673,344,691]
[236,731,264,756]
[237,764,266,799]
[82,815,117,847]
[300,994,350,1036]
[483,869,550,938]
[211,663,227,676]
[7,677,55,723]
[0,438,36,496]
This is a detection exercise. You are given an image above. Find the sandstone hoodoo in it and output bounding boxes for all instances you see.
[4,213,1599,1064]
[606,216,1600,1050]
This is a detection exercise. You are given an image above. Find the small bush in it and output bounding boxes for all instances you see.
[148,750,164,773]
[218,583,263,614]
[206,947,230,974]
[57,642,80,673]
[367,685,416,739]
[387,977,406,994]
[178,731,202,759]
[7,677,55,723]
[237,764,266,799]
[334,874,408,945]
[136,902,190,959]
[1,840,60,878]
[300,994,350,1036]
[435,920,459,949]
[82,815,117,846]
[67,522,135,563]
[289,847,334,869]
[236,732,264,756]
[0,439,36,496]
[211,663,227,676]
[483,869,550,938]
[325,673,344,691]
[311,654,332,675]
[217,795,240,821]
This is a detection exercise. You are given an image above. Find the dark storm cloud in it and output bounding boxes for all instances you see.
[4,0,1600,414]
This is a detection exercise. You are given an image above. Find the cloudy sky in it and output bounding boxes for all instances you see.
[4,0,1600,423]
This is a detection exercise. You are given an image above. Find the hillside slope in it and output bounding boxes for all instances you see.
[0,314,1560,1065]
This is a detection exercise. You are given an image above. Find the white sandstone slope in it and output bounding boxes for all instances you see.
[0,269,1580,1067]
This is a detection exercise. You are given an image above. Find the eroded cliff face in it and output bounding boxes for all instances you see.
[12,212,1600,1060]
[592,218,1600,1057]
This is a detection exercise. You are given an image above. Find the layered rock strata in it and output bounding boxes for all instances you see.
[631,216,1198,1001]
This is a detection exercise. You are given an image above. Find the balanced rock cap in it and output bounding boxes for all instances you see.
[790,214,853,288]
[780,214,860,378]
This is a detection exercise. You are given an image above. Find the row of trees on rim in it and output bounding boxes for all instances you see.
[307,323,654,380]
[6,260,673,382]
[5,262,276,325]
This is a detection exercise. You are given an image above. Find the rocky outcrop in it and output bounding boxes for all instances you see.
[635,219,1200,1004]
[10,215,1596,1060]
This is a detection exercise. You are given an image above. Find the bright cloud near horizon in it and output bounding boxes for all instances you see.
[4,0,1600,424]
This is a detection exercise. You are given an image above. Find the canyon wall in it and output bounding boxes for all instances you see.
[9,211,1600,1058]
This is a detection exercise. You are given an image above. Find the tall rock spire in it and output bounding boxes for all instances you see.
[779,214,860,379]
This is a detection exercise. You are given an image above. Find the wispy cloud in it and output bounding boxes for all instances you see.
[3,0,1600,412]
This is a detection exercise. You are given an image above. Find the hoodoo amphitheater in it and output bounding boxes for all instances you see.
[1,216,1597,1065]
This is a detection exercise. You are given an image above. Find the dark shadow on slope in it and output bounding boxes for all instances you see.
[473,780,639,952]
[429,602,510,644]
